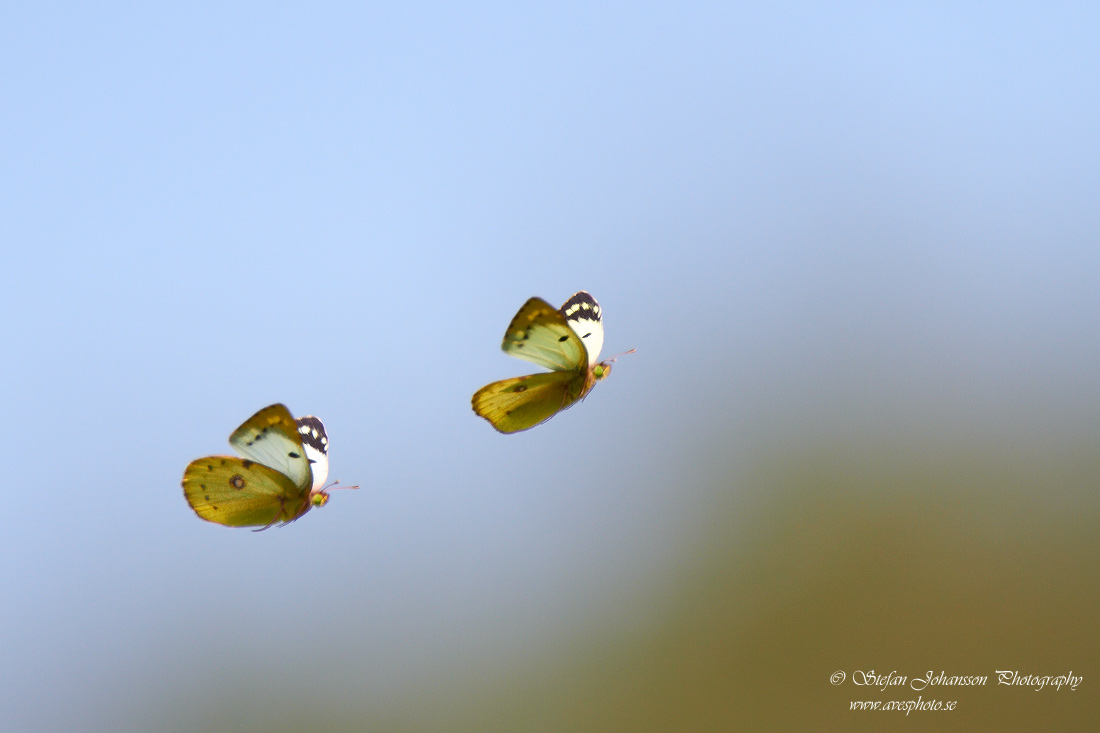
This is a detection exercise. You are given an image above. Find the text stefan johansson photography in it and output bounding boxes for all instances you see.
[852,670,1083,691]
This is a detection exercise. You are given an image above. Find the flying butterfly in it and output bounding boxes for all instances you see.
[181,403,356,528]
[472,291,630,433]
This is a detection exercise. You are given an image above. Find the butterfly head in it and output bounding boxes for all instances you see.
[311,479,360,509]
[593,348,636,381]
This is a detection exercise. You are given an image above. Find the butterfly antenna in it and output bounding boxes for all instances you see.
[606,348,636,363]
[323,479,360,491]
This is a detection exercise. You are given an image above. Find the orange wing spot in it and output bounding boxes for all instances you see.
[230,475,246,489]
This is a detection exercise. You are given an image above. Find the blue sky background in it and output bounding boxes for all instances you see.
[3,3,1099,730]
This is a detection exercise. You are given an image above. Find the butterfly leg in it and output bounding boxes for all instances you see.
[251,496,294,531]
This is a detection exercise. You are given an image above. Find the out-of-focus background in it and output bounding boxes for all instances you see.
[3,3,1097,730]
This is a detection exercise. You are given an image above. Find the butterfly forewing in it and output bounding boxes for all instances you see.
[560,291,604,366]
[295,416,329,492]
[228,404,312,491]
[501,297,589,372]
[182,456,310,527]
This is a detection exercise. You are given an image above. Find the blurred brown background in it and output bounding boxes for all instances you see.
[160,408,1098,731]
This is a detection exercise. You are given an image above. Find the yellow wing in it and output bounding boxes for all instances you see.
[472,370,592,433]
[228,404,313,492]
[182,456,312,527]
[502,297,589,372]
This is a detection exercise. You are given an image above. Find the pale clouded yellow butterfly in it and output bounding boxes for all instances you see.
[182,403,355,528]
[472,291,629,433]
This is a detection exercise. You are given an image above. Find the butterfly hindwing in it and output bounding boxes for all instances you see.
[501,297,589,372]
[182,456,310,527]
[472,370,590,433]
[228,404,312,492]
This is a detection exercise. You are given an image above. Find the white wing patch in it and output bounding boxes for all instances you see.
[295,416,329,492]
[228,404,313,491]
[560,291,604,365]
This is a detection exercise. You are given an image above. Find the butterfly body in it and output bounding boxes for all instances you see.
[472,291,616,433]
[182,404,340,528]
